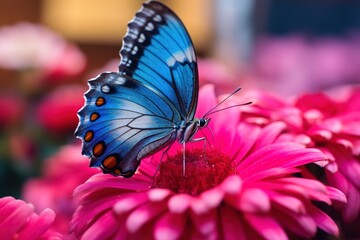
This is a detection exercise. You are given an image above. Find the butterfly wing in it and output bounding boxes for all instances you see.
[75,72,180,177]
[119,1,199,120]
[76,1,198,177]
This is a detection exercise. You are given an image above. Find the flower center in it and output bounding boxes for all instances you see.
[151,148,236,196]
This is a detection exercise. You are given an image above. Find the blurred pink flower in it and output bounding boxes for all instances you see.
[0,93,25,129]
[36,84,86,134]
[237,85,360,222]
[252,36,309,96]
[0,22,86,83]
[22,144,99,234]
[0,196,63,240]
[9,133,38,167]
[197,58,247,94]
[69,85,344,240]
[253,35,360,96]
[294,87,360,222]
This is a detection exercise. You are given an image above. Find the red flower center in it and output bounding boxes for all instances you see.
[152,148,236,196]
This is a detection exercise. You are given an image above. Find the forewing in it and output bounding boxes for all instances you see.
[75,72,179,177]
[119,1,199,119]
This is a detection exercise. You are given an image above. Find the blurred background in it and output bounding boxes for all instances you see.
[1,0,360,198]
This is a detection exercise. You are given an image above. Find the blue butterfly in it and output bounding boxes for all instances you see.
[75,1,209,177]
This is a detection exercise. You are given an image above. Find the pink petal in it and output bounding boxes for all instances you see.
[71,193,144,234]
[73,174,150,197]
[190,208,218,238]
[269,193,306,214]
[238,143,325,179]
[17,209,56,240]
[113,192,149,214]
[244,168,296,183]
[219,205,247,240]
[342,183,360,222]
[278,178,330,204]
[308,129,333,141]
[190,197,209,215]
[273,209,317,238]
[307,204,339,236]
[0,196,14,209]
[342,121,360,135]
[200,187,224,208]
[211,107,240,153]
[253,122,287,149]
[82,211,118,240]
[168,194,192,213]
[338,157,360,189]
[220,175,242,194]
[0,199,34,238]
[154,212,186,240]
[239,188,270,213]
[232,123,261,162]
[326,186,347,205]
[126,201,167,233]
[244,213,288,240]
[195,84,217,118]
[148,188,172,202]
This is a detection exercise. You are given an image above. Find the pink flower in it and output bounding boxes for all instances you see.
[69,85,344,240]
[237,85,360,222]
[253,36,360,96]
[0,196,63,239]
[0,22,86,83]
[197,58,248,94]
[36,84,86,134]
[22,144,99,234]
[9,133,38,167]
[0,92,25,129]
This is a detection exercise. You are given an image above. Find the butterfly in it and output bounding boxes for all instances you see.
[75,1,210,178]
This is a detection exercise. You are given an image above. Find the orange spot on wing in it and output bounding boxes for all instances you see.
[84,131,94,142]
[93,142,105,157]
[103,155,118,169]
[96,97,105,106]
[90,112,100,121]
[113,168,122,175]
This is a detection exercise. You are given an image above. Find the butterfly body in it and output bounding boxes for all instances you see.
[75,1,205,177]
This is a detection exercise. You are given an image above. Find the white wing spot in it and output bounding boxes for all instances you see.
[142,8,155,17]
[166,47,195,66]
[101,84,110,93]
[154,14,162,22]
[125,59,132,67]
[138,33,146,43]
[135,17,146,26]
[131,46,138,55]
[113,77,126,85]
[145,22,154,31]
[128,29,139,39]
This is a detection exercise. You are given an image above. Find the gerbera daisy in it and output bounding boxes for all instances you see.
[69,85,344,240]
[0,196,63,239]
[22,144,100,234]
[236,85,360,222]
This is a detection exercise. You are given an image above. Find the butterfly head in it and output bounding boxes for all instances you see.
[198,117,210,128]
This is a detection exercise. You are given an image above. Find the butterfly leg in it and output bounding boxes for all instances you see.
[152,143,174,182]
[183,142,186,176]
[189,136,210,166]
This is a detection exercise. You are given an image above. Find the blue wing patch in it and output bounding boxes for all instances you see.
[75,1,199,177]
[119,1,198,119]
[76,72,180,176]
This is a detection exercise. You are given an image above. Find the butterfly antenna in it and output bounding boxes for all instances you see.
[200,126,214,147]
[205,102,252,116]
[182,142,186,176]
[203,87,251,118]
